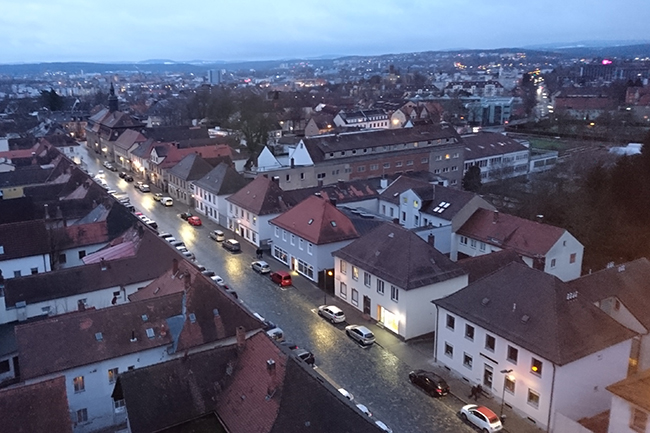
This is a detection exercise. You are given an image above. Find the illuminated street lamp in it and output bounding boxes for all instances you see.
[500,369,513,422]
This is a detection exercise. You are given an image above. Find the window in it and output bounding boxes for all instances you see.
[370,164,378,171]
[444,342,454,358]
[308,243,313,255]
[485,334,496,352]
[479,242,486,251]
[435,155,442,161]
[527,389,540,408]
[339,282,347,299]
[0,359,10,374]
[465,324,475,341]
[421,157,429,164]
[340,260,346,274]
[275,226,279,237]
[460,236,468,245]
[108,368,119,383]
[364,272,371,287]
[550,258,556,268]
[406,160,413,166]
[391,285,399,302]
[114,399,126,412]
[30,267,38,275]
[282,230,287,241]
[470,239,477,248]
[300,172,305,180]
[291,234,295,245]
[507,345,519,364]
[76,408,88,423]
[352,266,359,280]
[78,250,86,259]
[505,375,516,394]
[631,408,648,432]
[377,279,385,295]
[357,166,366,172]
[531,358,543,376]
[73,376,85,392]
[299,239,304,250]
[351,289,359,306]
[570,253,576,264]
[383,162,390,169]
[446,314,455,330]
[59,253,67,264]
[463,353,473,369]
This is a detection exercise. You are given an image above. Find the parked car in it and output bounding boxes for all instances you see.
[270,271,292,286]
[139,184,151,193]
[201,270,215,277]
[292,348,315,366]
[103,161,117,171]
[153,193,164,201]
[222,239,241,253]
[170,240,185,248]
[251,260,271,274]
[135,181,143,189]
[318,305,346,323]
[210,275,225,285]
[338,388,354,401]
[119,171,127,179]
[345,325,375,346]
[158,232,174,239]
[187,216,202,226]
[374,420,393,433]
[160,197,174,206]
[164,237,177,243]
[408,370,450,397]
[209,229,225,242]
[179,211,193,220]
[459,404,503,432]
[124,174,134,182]
[181,250,195,261]
[356,403,372,417]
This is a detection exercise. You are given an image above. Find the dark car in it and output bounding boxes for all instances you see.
[408,370,450,397]
[221,239,241,253]
[179,211,193,220]
[119,171,127,178]
[124,174,134,182]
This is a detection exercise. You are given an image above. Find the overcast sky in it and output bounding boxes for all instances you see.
[1,0,649,64]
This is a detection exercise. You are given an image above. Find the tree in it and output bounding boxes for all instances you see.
[40,88,64,111]
[462,165,482,192]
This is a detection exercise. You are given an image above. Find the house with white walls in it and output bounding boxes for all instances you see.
[333,223,467,340]
[192,162,249,227]
[606,368,650,433]
[269,195,360,282]
[454,208,584,281]
[434,262,636,431]
[378,175,494,254]
[461,132,529,183]
[12,261,263,433]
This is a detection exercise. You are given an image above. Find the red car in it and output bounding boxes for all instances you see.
[270,271,292,286]
[187,216,202,226]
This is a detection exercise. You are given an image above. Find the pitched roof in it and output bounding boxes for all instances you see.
[570,258,650,330]
[434,262,636,365]
[0,376,73,433]
[334,223,466,290]
[168,153,214,181]
[457,249,525,284]
[270,195,359,245]
[0,220,50,261]
[226,175,295,215]
[607,368,650,412]
[114,129,147,151]
[457,208,569,257]
[461,132,529,160]
[193,162,250,196]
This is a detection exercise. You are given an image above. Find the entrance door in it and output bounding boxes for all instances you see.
[483,364,493,389]
[363,295,371,315]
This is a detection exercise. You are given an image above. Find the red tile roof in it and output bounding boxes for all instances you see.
[457,208,567,257]
[270,195,359,245]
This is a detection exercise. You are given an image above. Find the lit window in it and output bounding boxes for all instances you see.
[73,376,85,392]
[352,266,359,280]
[531,358,543,376]
[108,368,119,384]
[505,375,516,394]
[413,200,419,208]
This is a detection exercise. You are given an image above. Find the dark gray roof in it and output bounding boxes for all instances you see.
[461,132,529,160]
[193,162,249,196]
[168,153,213,181]
[333,223,466,290]
[434,262,636,365]
[570,258,650,330]
[457,249,524,284]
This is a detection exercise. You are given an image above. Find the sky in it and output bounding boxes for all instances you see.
[1,0,649,64]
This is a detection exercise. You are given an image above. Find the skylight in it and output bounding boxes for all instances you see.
[330,221,337,227]
[308,219,314,225]
[146,328,155,338]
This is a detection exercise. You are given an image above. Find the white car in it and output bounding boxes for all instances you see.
[356,403,372,417]
[317,305,346,323]
[459,404,503,432]
[251,260,271,274]
[338,388,354,401]
[345,324,375,346]
[211,275,225,285]
[374,420,393,433]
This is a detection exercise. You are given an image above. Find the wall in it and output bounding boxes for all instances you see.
[228,204,274,247]
[544,232,583,282]
[193,187,230,228]
[58,243,107,270]
[553,412,595,433]
[0,254,51,280]
[608,395,648,433]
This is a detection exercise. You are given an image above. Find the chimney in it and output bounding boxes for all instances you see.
[172,258,179,275]
[330,197,337,207]
[100,258,107,271]
[184,272,192,291]
[44,204,50,219]
[236,326,246,352]
[130,330,137,342]
[317,179,323,187]
[380,178,388,189]
[266,359,276,375]
[77,299,86,311]
[493,210,499,223]
[427,234,435,246]
[337,179,345,189]
[290,157,295,168]
[213,308,226,339]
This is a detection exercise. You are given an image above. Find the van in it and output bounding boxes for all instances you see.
[270,271,292,287]
[222,239,241,253]
[160,197,173,206]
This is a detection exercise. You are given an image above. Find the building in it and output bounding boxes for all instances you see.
[454,208,584,282]
[434,262,636,431]
[193,162,250,227]
[333,223,467,340]
[333,109,390,130]
[606,368,650,433]
[166,153,214,206]
[461,132,530,183]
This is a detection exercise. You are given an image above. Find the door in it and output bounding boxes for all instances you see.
[483,364,493,389]
[363,295,371,315]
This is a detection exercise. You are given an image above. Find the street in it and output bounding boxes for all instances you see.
[80,146,476,433]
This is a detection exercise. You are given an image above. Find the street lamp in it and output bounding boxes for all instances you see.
[500,369,513,422]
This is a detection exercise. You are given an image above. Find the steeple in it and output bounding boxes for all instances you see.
[108,83,118,112]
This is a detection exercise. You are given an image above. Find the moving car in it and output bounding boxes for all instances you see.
[459,404,503,432]
[153,193,164,201]
[187,216,202,226]
[119,172,127,179]
[345,324,375,346]
[124,174,134,182]
[209,230,225,242]
[251,260,271,274]
[138,184,150,192]
[408,370,450,397]
[317,305,346,323]
[160,197,173,206]
[270,271,292,286]
[222,239,241,253]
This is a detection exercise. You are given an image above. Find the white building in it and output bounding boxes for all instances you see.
[192,163,249,227]
[434,262,636,431]
[461,132,529,183]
